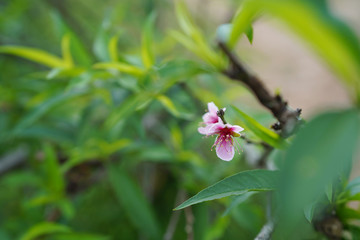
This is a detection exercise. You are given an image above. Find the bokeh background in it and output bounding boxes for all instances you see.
[0,0,359,239]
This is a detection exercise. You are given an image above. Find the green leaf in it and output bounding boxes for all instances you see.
[51,233,111,240]
[304,203,316,223]
[141,13,156,69]
[20,222,71,240]
[108,35,119,62]
[231,105,286,148]
[231,0,360,101]
[346,176,360,197]
[222,192,256,216]
[229,2,259,48]
[11,90,87,136]
[107,163,161,240]
[245,25,254,44]
[93,62,144,77]
[174,2,225,69]
[175,169,279,210]
[276,109,360,237]
[0,45,67,68]
[156,94,192,120]
[104,93,152,131]
[43,144,65,195]
[61,33,74,68]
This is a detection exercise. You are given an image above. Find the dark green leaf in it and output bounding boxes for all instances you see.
[276,109,360,237]
[107,163,161,240]
[175,169,279,210]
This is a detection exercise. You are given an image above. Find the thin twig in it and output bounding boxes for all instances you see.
[184,201,195,240]
[218,41,303,240]
[254,221,275,240]
[164,190,186,240]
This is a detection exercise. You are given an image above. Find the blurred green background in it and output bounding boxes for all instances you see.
[1,0,359,239]
[0,0,266,239]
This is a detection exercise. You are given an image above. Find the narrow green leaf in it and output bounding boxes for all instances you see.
[304,203,316,223]
[61,34,74,68]
[108,35,119,62]
[0,45,67,68]
[231,105,286,148]
[141,13,156,69]
[43,144,64,195]
[11,90,87,135]
[107,163,161,240]
[229,2,259,48]
[346,176,360,197]
[104,93,152,131]
[51,233,111,240]
[93,62,144,77]
[175,169,279,210]
[174,2,225,69]
[276,109,360,237]
[156,95,180,118]
[20,222,71,240]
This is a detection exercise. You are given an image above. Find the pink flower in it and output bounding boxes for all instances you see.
[208,122,244,161]
[198,102,244,161]
[198,102,222,135]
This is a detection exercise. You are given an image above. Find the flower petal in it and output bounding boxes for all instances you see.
[229,124,244,133]
[208,102,218,114]
[202,112,218,124]
[215,136,235,161]
[207,122,225,135]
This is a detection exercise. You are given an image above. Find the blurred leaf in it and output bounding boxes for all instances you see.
[0,45,67,68]
[338,207,360,221]
[231,105,286,148]
[107,163,161,240]
[141,13,156,69]
[51,233,111,240]
[14,125,73,143]
[205,216,230,240]
[43,144,64,195]
[346,176,360,197]
[11,89,88,136]
[93,62,144,77]
[174,2,225,69]
[230,0,360,100]
[326,182,333,203]
[276,109,360,237]
[20,222,71,240]
[229,2,258,48]
[222,192,256,216]
[245,25,254,44]
[46,67,86,80]
[50,10,92,66]
[104,92,153,131]
[61,34,74,68]
[304,203,316,223]
[156,94,193,120]
[175,169,279,210]
[170,123,183,151]
[108,35,119,62]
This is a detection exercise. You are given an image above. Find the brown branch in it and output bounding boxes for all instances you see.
[218,42,304,239]
[218,42,301,138]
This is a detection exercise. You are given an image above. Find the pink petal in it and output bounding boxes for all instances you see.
[208,102,219,114]
[227,124,244,133]
[215,136,235,161]
[202,112,218,124]
[207,122,225,135]
[198,125,214,135]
